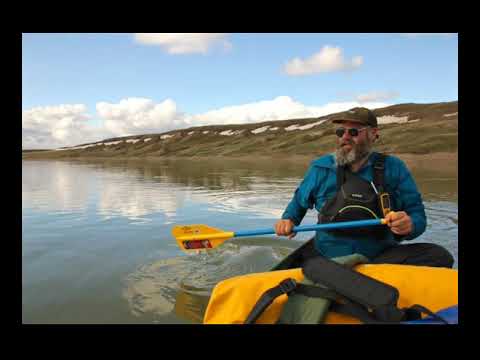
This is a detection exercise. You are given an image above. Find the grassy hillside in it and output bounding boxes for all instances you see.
[23,101,458,160]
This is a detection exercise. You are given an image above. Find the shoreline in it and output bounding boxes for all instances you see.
[393,152,457,173]
[23,151,458,173]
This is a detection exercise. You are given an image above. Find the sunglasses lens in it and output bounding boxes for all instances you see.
[336,128,361,137]
[348,128,359,137]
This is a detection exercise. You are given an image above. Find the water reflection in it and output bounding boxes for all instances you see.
[96,176,184,221]
[22,161,92,214]
[22,157,458,324]
[22,158,458,229]
[22,159,306,222]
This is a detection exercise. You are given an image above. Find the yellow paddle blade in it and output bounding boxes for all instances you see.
[172,224,235,251]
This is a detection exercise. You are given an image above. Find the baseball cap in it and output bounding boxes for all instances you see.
[330,107,378,127]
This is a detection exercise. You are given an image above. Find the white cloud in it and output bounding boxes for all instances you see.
[186,96,390,125]
[22,104,110,149]
[23,97,393,149]
[284,46,363,76]
[187,96,319,125]
[96,97,188,137]
[355,91,400,103]
[133,33,231,54]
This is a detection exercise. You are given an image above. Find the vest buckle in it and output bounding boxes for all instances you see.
[279,278,297,295]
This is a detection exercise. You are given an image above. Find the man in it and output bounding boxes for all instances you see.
[274,107,454,268]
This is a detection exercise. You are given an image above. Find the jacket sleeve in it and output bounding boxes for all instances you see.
[281,165,322,226]
[391,158,427,241]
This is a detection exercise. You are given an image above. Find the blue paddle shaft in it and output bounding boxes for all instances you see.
[234,219,385,238]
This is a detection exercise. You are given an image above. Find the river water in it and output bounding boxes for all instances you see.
[22,157,458,324]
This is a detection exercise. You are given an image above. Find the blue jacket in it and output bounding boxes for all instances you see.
[281,152,427,260]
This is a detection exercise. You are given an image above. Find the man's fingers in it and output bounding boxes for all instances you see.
[390,218,407,228]
[275,220,294,236]
[386,211,406,227]
[389,218,413,236]
[391,224,407,233]
[283,225,293,235]
[276,225,287,235]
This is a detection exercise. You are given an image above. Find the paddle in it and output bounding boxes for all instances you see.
[172,218,388,252]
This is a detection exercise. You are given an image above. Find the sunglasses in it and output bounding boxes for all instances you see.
[335,127,369,138]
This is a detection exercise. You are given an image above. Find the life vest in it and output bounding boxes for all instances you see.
[203,258,458,324]
[318,153,390,240]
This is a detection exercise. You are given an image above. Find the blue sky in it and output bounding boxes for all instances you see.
[22,33,458,149]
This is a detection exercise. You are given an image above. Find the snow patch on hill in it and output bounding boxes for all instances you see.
[377,115,409,124]
[444,112,458,117]
[251,126,270,134]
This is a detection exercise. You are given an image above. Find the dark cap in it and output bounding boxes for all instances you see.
[330,107,378,127]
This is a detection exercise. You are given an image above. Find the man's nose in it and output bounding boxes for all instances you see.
[341,130,352,140]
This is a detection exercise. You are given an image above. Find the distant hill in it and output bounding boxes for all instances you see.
[23,101,458,159]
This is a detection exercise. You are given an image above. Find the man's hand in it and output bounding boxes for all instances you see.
[275,219,296,239]
[385,211,413,236]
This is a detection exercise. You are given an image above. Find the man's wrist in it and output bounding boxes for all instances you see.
[281,214,296,225]
[394,224,415,241]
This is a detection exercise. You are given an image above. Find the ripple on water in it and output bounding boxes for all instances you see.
[414,201,458,268]
[424,201,458,230]
[122,237,295,323]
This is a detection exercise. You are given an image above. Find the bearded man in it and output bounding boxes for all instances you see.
[274,107,454,268]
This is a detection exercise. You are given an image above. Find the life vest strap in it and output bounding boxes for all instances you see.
[244,278,297,324]
[373,153,386,194]
[336,164,346,191]
[244,278,340,324]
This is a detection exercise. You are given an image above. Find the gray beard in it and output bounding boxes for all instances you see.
[336,141,372,166]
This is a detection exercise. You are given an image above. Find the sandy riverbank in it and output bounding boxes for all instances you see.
[394,152,457,173]
[23,150,458,174]
[149,151,458,173]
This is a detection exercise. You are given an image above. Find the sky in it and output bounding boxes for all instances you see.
[22,33,458,149]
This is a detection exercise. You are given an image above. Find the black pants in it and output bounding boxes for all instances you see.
[370,243,455,268]
[273,239,454,270]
